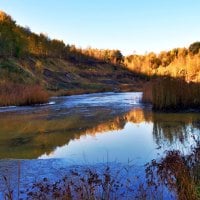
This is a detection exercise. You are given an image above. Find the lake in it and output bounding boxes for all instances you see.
[0,92,199,199]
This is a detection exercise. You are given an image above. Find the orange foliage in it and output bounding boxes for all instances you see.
[125,46,200,83]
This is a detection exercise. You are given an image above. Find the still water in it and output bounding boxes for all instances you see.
[0,92,199,164]
[0,92,199,199]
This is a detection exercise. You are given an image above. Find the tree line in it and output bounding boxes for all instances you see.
[0,11,123,64]
[124,42,200,82]
[0,10,200,81]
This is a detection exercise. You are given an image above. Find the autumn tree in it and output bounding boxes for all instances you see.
[189,42,200,55]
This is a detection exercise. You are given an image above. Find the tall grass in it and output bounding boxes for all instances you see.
[2,139,199,199]
[146,137,200,200]
[2,165,151,200]
[142,77,200,111]
[0,82,49,106]
[142,82,153,104]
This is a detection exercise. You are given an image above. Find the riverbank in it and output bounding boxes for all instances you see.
[0,57,145,107]
[0,81,143,107]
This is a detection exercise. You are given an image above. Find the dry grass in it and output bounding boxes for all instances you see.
[142,77,200,111]
[142,82,153,104]
[146,151,197,200]
[0,82,49,106]
[146,137,200,200]
[2,165,151,200]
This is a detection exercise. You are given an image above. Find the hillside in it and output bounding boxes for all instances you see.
[0,11,144,106]
[1,10,200,107]
[1,57,142,95]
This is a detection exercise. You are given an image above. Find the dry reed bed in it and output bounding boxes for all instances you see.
[142,77,200,111]
[0,82,49,106]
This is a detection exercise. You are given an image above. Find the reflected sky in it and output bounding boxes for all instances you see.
[0,92,199,164]
[39,122,155,165]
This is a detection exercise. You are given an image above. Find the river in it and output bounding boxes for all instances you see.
[0,92,199,199]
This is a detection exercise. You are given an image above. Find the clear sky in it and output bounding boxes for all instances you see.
[0,0,200,55]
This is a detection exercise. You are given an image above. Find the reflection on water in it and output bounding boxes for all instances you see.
[0,92,199,164]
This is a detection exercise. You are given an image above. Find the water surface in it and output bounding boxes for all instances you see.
[0,92,199,199]
[0,92,199,164]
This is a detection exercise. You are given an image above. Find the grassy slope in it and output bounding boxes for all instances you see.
[0,57,144,97]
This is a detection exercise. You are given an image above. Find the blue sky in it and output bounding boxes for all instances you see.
[0,0,200,55]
